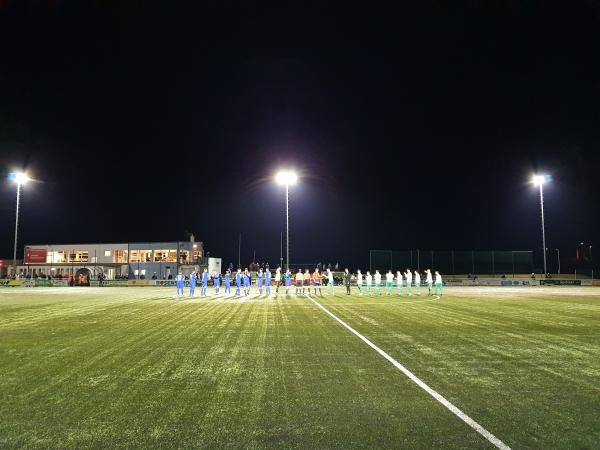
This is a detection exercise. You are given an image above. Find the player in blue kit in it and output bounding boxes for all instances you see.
[265,267,271,296]
[189,271,197,297]
[243,269,250,296]
[284,269,292,295]
[235,269,242,296]
[176,270,185,297]
[224,270,231,295]
[213,272,220,294]
[257,268,264,295]
[200,269,209,297]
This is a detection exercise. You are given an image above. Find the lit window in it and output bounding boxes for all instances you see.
[179,250,190,264]
[154,250,177,262]
[46,251,66,264]
[130,250,140,263]
[66,251,88,263]
[114,250,128,263]
[130,250,153,263]
[104,250,111,257]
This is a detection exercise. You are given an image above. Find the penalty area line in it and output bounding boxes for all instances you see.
[307,296,512,450]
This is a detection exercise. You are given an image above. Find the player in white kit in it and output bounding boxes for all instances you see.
[434,271,443,296]
[396,270,403,295]
[414,270,421,296]
[425,269,433,296]
[405,269,413,296]
[374,270,382,295]
[356,270,363,295]
[385,270,394,295]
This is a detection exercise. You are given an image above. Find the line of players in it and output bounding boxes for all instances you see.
[343,268,443,296]
[175,267,443,298]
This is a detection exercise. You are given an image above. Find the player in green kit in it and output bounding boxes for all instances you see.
[425,269,433,296]
[405,269,413,296]
[355,270,363,295]
[396,270,403,295]
[434,271,443,296]
[414,270,421,296]
[385,270,394,295]
[374,270,382,295]
[326,268,335,295]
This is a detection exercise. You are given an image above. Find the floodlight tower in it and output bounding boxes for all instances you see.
[275,170,298,271]
[8,172,30,277]
[532,174,551,277]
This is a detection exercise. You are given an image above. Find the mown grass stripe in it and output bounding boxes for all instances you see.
[308,295,512,450]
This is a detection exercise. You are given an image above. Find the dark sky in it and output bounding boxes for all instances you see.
[1,1,599,270]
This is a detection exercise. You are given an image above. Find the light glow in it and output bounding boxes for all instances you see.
[275,170,298,186]
[532,174,551,186]
[8,172,30,185]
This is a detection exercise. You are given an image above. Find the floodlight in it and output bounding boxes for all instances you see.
[275,170,298,186]
[9,171,30,277]
[275,169,298,271]
[8,172,30,185]
[531,173,553,277]
[532,174,551,186]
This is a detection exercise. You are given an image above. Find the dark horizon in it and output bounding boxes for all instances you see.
[1,2,599,272]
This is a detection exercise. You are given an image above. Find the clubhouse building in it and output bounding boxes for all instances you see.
[9,238,209,280]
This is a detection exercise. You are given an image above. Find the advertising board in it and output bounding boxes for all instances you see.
[540,279,582,286]
[0,279,23,287]
[25,248,47,264]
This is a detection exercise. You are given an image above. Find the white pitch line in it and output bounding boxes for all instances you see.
[307,296,512,450]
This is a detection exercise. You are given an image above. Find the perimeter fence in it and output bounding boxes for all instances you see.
[369,250,534,276]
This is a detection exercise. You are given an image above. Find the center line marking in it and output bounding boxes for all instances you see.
[307,296,511,450]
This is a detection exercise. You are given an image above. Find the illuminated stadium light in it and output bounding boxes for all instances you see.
[531,173,552,277]
[8,171,30,185]
[531,174,551,186]
[275,170,298,186]
[8,171,31,277]
[275,169,298,270]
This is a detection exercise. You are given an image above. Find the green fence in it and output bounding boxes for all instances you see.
[369,250,534,275]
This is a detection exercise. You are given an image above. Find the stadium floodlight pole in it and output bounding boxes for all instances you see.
[555,248,561,274]
[532,174,551,278]
[238,233,241,268]
[280,231,283,268]
[275,170,298,271]
[8,172,30,277]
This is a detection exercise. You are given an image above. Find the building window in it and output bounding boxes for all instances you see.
[104,250,111,257]
[130,250,153,263]
[153,250,177,262]
[67,251,88,263]
[46,251,67,264]
[113,250,128,263]
[130,250,140,263]
[179,250,190,264]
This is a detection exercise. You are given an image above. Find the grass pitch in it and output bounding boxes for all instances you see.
[1,286,599,449]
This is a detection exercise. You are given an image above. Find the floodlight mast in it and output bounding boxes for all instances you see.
[532,174,550,277]
[9,172,29,277]
[276,170,297,271]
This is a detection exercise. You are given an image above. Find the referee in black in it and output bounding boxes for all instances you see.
[343,268,351,295]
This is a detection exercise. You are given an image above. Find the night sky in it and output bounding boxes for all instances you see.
[1,2,599,270]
